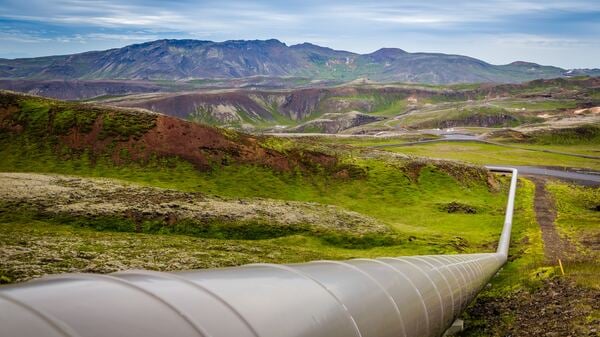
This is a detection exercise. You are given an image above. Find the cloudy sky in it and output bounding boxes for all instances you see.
[0,0,598,68]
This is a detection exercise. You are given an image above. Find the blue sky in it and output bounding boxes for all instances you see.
[0,0,598,68]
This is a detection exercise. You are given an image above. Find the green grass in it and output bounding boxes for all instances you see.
[399,106,541,129]
[480,178,545,293]
[0,220,378,284]
[546,181,599,289]
[371,98,409,116]
[0,139,516,251]
[503,143,600,157]
[490,99,578,112]
[383,141,600,170]
[3,93,157,140]
[316,94,410,117]
[297,134,442,147]
[0,151,535,285]
[526,124,600,145]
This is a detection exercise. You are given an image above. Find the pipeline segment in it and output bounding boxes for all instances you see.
[0,167,518,337]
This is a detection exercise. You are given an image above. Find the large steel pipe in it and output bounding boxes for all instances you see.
[0,167,518,337]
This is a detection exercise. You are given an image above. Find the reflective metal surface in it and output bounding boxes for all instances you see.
[0,167,518,337]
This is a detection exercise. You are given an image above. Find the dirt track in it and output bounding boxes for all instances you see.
[530,177,578,263]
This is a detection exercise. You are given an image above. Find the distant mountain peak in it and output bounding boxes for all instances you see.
[371,48,408,55]
[290,42,355,54]
[367,48,408,62]
[221,38,286,46]
[507,61,541,67]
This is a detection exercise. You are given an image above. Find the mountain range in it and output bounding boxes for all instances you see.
[1,39,598,84]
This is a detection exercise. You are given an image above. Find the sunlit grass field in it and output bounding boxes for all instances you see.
[384,141,600,170]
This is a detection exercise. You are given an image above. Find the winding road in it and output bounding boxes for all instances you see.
[371,134,600,186]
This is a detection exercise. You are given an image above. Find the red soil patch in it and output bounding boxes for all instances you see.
[57,113,340,172]
[1,91,344,173]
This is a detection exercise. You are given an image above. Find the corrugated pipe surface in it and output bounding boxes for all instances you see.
[0,167,518,337]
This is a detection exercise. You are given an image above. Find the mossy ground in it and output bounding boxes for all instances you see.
[0,143,512,248]
[0,162,516,284]
[0,133,521,284]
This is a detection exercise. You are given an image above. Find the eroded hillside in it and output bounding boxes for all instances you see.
[0,91,355,174]
[93,76,600,133]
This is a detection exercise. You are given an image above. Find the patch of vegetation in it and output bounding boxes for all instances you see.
[296,123,326,133]
[384,141,600,170]
[14,99,51,133]
[99,110,156,140]
[439,201,478,214]
[527,124,600,145]
[0,220,362,284]
[491,99,578,112]
[400,106,542,129]
[258,136,297,153]
[188,105,231,126]
[0,201,402,249]
[546,182,600,278]
[52,108,95,134]
[2,94,157,141]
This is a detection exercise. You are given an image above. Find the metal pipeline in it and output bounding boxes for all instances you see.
[0,167,518,337]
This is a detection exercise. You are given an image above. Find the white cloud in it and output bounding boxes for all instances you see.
[493,34,598,48]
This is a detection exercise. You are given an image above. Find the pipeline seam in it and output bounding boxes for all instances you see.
[247,263,363,337]
[445,256,473,312]
[383,257,448,336]
[387,257,446,334]
[44,273,208,337]
[114,270,260,337]
[469,258,487,289]
[452,256,490,306]
[408,256,456,323]
[425,256,464,319]
[0,293,81,337]
[312,260,408,337]
[436,256,472,312]
[365,258,432,337]
[461,261,479,298]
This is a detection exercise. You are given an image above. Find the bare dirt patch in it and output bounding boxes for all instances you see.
[530,177,578,263]
[462,279,600,337]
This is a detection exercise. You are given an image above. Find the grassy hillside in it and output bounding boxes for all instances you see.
[526,124,600,145]
[1,91,526,281]
[398,105,544,129]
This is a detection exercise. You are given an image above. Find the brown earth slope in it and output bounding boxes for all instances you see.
[0,91,351,174]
